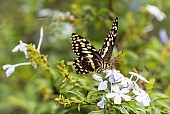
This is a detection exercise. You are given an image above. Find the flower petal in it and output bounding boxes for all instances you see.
[93,74,103,82]
[129,71,138,76]
[129,72,149,83]
[117,78,128,87]
[141,95,151,106]
[135,96,142,102]
[106,93,116,98]
[2,64,11,70]
[98,81,108,91]
[97,97,105,108]
[135,90,151,107]
[145,5,166,21]
[37,27,44,51]
[119,79,128,87]
[114,95,121,104]
[97,101,104,108]
[12,45,20,52]
[12,40,28,58]
[119,77,133,88]
[133,90,140,95]
[121,94,131,101]
[120,88,129,94]
[138,75,150,83]
[113,70,124,80]
[159,28,168,44]
[6,66,15,77]
[105,70,112,78]
[142,99,150,107]
[112,85,120,93]
[109,75,115,83]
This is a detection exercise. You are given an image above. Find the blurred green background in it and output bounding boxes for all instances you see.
[0,0,170,113]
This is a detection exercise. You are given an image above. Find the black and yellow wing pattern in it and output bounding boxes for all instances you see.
[71,17,118,74]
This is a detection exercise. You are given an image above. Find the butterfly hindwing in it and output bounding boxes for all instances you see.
[99,17,118,63]
[73,57,94,74]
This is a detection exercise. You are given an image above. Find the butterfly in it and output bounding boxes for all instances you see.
[71,17,118,74]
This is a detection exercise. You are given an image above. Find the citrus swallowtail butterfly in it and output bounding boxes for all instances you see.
[71,17,118,74]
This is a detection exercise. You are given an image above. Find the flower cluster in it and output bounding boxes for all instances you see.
[2,27,46,77]
[93,69,151,108]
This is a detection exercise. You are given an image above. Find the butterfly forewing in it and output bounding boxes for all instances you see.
[71,33,103,74]
[71,33,98,56]
[99,17,118,63]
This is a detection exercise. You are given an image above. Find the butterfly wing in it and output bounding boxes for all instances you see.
[71,33,103,74]
[99,17,118,63]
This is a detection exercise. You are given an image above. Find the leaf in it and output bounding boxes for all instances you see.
[88,110,108,114]
[149,106,161,114]
[119,107,130,114]
[60,85,74,93]
[151,92,169,101]
[78,78,93,90]
[122,104,136,113]
[67,89,85,100]
[135,106,146,113]
[156,99,170,109]
[86,91,106,103]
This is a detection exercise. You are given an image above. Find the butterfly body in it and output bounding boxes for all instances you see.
[71,17,118,74]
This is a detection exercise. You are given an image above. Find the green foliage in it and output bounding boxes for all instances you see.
[1,0,170,114]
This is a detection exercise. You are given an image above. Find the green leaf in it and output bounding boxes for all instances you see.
[149,106,161,114]
[67,89,85,100]
[76,77,93,90]
[86,91,96,101]
[86,91,106,103]
[60,85,74,93]
[119,107,130,114]
[122,104,136,113]
[88,110,107,114]
[135,106,146,113]
[156,99,170,109]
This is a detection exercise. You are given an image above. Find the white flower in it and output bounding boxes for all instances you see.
[118,77,133,88]
[93,74,108,91]
[2,64,15,77]
[12,27,43,56]
[97,96,106,108]
[3,27,44,77]
[104,69,124,83]
[145,5,166,21]
[133,89,151,106]
[12,40,28,58]
[129,72,149,83]
[2,62,31,77]
[106,85,131,104]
